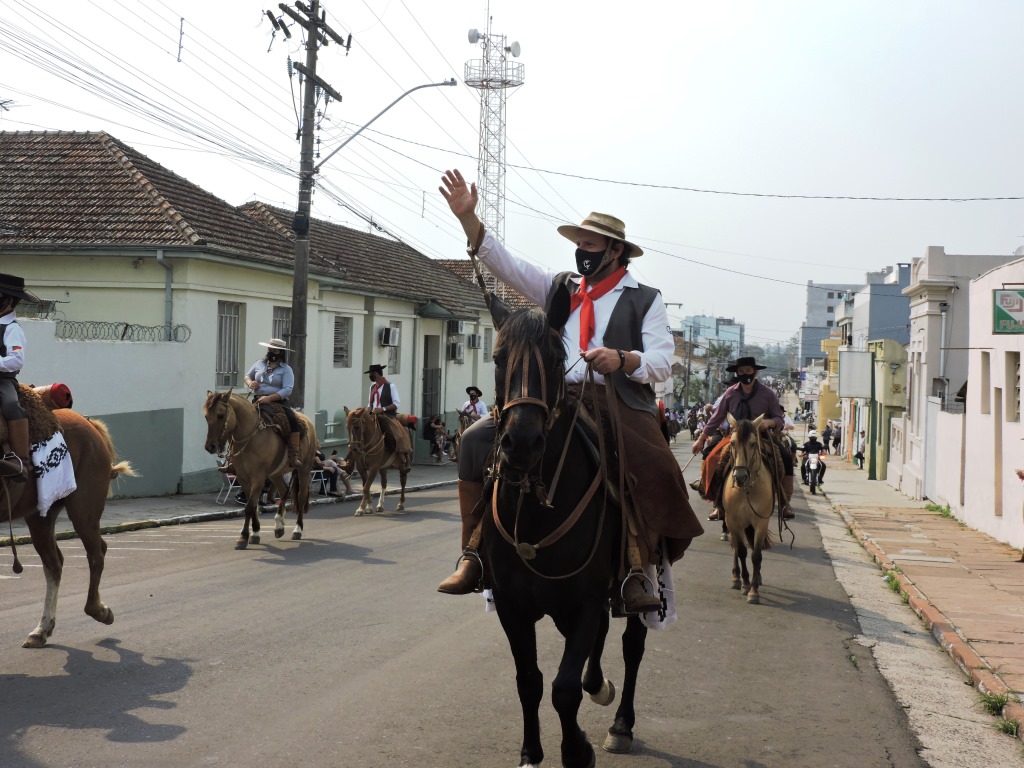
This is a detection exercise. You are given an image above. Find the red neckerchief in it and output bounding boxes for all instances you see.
[568,266,627,350]
[370,382,381,408]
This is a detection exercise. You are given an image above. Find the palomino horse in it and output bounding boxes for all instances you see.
[721,413,780,604]
[484,287,649,768]
[203,391,316,549]
[343,407,410,515]
[1,410,136,648]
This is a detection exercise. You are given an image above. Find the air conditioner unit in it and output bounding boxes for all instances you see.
[379,327,400,347]
[446,342,465,362]
[467,333,482,349]
[446,319,466,335]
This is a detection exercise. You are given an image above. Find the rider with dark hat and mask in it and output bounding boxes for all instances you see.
[0,273,41,481]
[243,338,302,468]
[691,356,795,520]
[437,169,704,615]
[460,385,488,423]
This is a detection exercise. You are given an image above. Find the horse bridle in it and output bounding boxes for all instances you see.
[213,395,264,459]
[490,341,606,579]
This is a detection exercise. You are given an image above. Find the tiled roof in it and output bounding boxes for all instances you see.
[242,204,487,317]
[435,259,536,311]
[0,131,486,316]
[0,131,303,269]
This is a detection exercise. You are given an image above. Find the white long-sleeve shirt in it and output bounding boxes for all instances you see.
[0,312,25,374]
[478,234,673,386]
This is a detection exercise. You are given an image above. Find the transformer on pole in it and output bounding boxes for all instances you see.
[464,13,523,294]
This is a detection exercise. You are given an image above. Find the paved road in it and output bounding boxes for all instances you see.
[0,445,1017,767]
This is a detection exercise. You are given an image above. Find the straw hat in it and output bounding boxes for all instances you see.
[258,337,292,351]
[556,213,643,257]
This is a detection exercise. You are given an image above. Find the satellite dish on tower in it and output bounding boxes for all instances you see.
[468,28,481,44]
[508,41,521,57]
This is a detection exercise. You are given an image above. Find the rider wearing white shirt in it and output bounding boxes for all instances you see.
[460,386,488,421]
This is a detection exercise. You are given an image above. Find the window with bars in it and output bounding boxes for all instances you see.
[387,320,401,374]
[483,327,493,363]
[333,316,353,368]
[216,301,243,387]
[272,306,291,344]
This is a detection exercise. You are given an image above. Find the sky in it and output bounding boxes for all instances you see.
[2,0,1023,348]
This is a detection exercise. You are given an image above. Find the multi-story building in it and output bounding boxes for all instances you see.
[799,281,861,366]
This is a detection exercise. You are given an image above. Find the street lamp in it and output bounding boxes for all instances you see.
[288,77,456,408]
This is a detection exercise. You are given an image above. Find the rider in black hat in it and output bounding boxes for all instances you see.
[460,385,488,424]
[0,273,42,481]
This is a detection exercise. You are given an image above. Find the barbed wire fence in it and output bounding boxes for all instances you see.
[55,321,191,343]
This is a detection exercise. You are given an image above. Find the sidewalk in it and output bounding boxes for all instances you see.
[3,457,461,541]
[820,456,1024,736]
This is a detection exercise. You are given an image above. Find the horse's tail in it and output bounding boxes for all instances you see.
[87,417,140,481]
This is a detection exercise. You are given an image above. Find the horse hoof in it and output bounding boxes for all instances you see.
[291,531,302,540]
[354,508,364,517]
[720,531,729,541]
[99,607,115,625]
[274,527,284,539]
[603,731,633,754]
[235,539,248,550]
[589,678,616,706]
[396,502,405,511]
[22,634,46,649]
[249,534,260,545]
[730,579,741,590]
[747,593,760,604]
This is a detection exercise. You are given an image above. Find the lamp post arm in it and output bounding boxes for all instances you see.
[314,79,456,172]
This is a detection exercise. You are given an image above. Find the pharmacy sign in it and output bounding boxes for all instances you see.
[994,289,1024,334]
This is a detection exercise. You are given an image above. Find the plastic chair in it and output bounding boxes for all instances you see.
[216,474,239,505]
[309,469,328,497]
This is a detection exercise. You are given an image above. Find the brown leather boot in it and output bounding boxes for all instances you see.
[781,475,795,519]
[1,418,32,482]
[287,431,302,468]
[437,480,485,595]
[621,572,661,614]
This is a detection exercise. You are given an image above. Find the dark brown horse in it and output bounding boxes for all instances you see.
[203,391,317,549]
[2,410,136,648]
[484,287,650,767]
[344,406,410,515]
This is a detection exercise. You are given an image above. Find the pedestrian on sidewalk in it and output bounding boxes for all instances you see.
[854,430,866,469]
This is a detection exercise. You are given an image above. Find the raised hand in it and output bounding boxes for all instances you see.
[439,169,478,219]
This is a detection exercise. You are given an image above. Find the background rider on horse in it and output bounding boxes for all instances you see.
[690,356,795,520]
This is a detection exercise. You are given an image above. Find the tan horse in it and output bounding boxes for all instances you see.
[1,410,136,648]
[203,391,317,549]
[722,413,779,604]
[344,406,410,515]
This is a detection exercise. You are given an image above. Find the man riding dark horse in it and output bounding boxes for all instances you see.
[691,357,795,521]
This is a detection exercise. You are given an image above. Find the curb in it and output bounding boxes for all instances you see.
[0,478,459,548]
[834,502,1024,739]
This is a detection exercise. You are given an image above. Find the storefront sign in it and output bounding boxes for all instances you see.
[994,289,1024,334]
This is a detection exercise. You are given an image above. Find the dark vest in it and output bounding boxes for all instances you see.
[373,380,396,417]
[551,271,661,416]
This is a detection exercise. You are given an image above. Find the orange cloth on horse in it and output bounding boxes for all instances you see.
[701,437,731,499]
[568,266,627,351]
[574,385,704,565]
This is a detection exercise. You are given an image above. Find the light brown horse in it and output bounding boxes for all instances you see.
[203,391,317,549]
[344,406,410,515]
[1,410,136,648]
[722,413,779,604]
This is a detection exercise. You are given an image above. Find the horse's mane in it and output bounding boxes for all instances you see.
[732,418,756,444]
[494,308,567,370]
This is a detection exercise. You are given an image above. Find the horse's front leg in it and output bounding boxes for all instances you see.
[375,469,387,513]
[355,463,371,515]
[236,499,258,549]
[583,606,614,706]
[23,512,63,648]
[604,615,647,754]
[551,608,603,768]
[730,534,744,591]
[495,606,544,767]
[748,526,769,604]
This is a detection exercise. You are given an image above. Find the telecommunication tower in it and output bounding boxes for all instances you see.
[464,13,523,255]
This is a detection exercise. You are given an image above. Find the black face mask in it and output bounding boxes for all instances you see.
[267,353,282,362]
[575,246,608,277]
[368,374,377,382]
[738,374,755,385]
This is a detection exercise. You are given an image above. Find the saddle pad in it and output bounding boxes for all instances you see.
[259,402,305,438]
[0,384,60,449]
[34,431,76,516]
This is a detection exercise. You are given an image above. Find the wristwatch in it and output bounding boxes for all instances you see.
[616,350,626,370]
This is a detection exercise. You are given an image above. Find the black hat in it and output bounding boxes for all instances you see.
[364,364,386,374]
[0,273,41,303]
[726,356,767,373]
[466,386,482,398]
